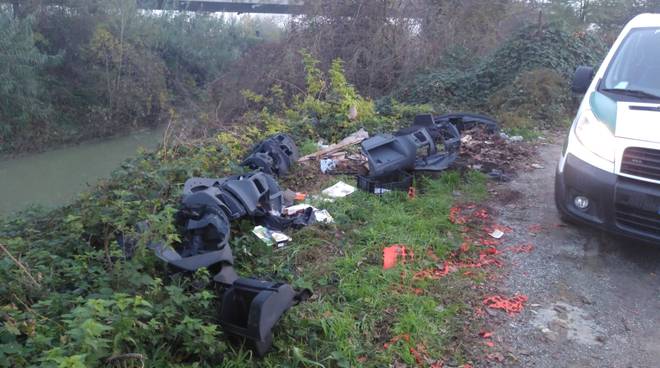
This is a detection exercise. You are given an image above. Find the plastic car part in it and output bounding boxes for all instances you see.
[432,113,499,134]
[242,134,300,176]
[130,170,313,355]
[219,278,310,356]
[361,114,462,177]
[183,172,284,218]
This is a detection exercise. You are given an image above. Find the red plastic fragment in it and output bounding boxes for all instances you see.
[479,238,501,247]
[449,206,467,224]
[383,334,410,349]
[410,346,424,365]
[483,294,528,315]
[383,245,414,270]
[507,244,534,253]
[479,331,493,338]
[473,208,489,220]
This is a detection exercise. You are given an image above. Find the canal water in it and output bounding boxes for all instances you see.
[0,129,163,217]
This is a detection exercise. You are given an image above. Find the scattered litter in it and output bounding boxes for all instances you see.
[313,209,334,224]
[509,135,524,142]
[322,181,356,198]
[374,187,391,194]
[295,192,307,201]
[483,294,528,315]
[283,204,313,216]
[461,134,473,143]
[299,129,369,162]
[531,163,544,169]
[459,127,536,178]
[485,341,495,347]
[383,244,414,270]
[320,159,337,173]
[407,186,416,199]
[383,333,410,349]
[283,205,334,224]
[479,331,493,338]
[252,226,291,247]
[489,229,505,239]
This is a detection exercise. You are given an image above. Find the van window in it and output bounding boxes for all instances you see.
[602,28,660,99]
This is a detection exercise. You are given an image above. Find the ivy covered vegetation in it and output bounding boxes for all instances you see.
[396,24,607,129]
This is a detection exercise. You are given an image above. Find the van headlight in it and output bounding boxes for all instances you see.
[574,109,615,162]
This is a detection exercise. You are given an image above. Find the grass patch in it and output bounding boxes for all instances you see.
[242,171,488,367]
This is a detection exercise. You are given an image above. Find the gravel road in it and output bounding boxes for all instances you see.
[487,140,660,368]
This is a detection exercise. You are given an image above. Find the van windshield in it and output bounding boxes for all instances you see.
[602,28,660,100]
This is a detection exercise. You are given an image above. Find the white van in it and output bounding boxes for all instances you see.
[555,13,660,243]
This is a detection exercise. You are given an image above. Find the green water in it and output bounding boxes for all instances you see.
[0,129,163,217]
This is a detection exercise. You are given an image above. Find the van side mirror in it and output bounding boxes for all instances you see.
[572,66,595,94]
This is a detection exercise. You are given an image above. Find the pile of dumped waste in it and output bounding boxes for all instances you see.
[458,127,538,181]
[118,112,520,357]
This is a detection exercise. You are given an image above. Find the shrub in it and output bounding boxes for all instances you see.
[397,23,606,113]
[489,68,571,129]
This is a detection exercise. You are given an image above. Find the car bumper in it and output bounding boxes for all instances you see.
[555,153,660,244]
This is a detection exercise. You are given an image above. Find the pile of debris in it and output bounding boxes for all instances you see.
[299,113,505,193]
[458,128,537,181]
[119,113,519,357]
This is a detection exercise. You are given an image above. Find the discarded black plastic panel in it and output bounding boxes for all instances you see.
[361,133,417,177]
[433,113,499,134]
[151,171,310,355]
[242,134,299,176]
[361,114,462,177]
[219,278,301,356]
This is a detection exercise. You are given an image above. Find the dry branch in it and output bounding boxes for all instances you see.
[298,128,369,162]
[0,242,41,288]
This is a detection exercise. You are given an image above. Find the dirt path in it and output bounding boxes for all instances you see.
[487,140,660,368]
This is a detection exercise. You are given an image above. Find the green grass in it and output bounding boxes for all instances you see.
[235,171,488,367]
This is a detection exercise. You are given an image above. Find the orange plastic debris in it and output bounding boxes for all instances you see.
[383,334,410,349]
[410,346,424,365]
[479,238,500,247]
[479,331,493,338]
[485,341,495,347]
[473,208,489,220]
[383,245,414,270]
[294,192,307,201]
[449,206,467,224]
[508,244,534,253]
[483,294,528,315]
[414,261,452,279]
